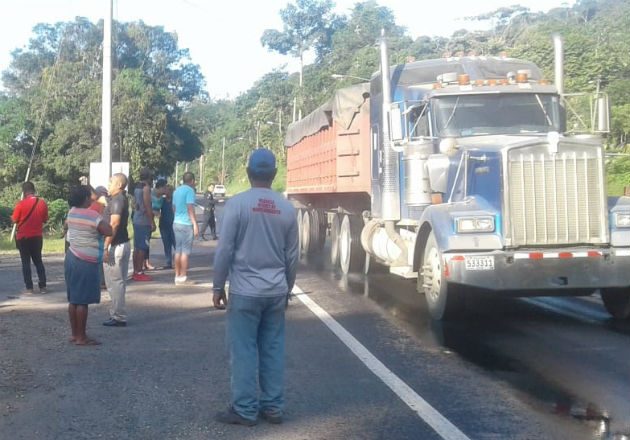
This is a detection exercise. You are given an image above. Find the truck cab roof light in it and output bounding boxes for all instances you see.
[538,78,550,85]
[516,72,528,83]
[458,74,470,85]
[474,79,485,86]
[487,79,498,86]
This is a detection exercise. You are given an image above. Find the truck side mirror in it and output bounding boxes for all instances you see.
[595,93,610,133]
[390,106,403,141]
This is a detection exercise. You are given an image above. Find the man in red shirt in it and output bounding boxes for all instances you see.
[11,181,49,294]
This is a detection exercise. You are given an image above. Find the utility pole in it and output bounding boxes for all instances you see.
[175,161,179,185]
[256,121,261,149]
[101,0,112,179]
[199,154,204,189]
[221,136,230,185]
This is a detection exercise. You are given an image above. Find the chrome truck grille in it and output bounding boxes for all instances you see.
[505,143,607,247]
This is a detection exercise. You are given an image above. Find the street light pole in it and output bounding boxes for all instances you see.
[331,73,370,82]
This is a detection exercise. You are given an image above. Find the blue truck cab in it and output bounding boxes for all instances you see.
[364,40,630,320]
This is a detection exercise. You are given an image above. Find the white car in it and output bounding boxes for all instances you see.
[213,184,226,199]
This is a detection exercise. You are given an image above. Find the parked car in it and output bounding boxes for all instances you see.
[213,184,226,200]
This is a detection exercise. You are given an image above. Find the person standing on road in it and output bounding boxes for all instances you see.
[102,173,131,328]
[131,168,155,281]
[213,149,299,426]
[11,181,49,295]
[155,179,175,269]
[200,184,218,240]
[172,172,199,285]
[65,185,113,345]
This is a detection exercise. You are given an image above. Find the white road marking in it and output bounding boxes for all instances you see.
[293,285,472,440]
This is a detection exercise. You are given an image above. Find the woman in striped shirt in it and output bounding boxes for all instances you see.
[65,185,113,346]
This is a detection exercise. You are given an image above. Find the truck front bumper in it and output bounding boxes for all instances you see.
[444,248,630,291]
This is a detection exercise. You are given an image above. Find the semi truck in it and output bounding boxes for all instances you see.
[284,35,630,320]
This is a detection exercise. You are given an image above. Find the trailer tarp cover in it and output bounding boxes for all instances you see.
[285,83,370,148]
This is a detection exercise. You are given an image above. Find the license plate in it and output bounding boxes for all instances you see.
[465,256,495,271]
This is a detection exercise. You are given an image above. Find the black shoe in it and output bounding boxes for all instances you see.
[215,406,257,426]
[102,318,126,327]
[260,408,283,424]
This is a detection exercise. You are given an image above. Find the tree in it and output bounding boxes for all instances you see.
[261,0,344,120]
[1,17,206,196]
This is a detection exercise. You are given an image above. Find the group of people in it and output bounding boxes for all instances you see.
[11,149,300,425]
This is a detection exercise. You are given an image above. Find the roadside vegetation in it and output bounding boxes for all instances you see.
[0,0,628,240]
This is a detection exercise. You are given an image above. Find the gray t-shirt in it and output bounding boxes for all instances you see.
[213,187,299,297]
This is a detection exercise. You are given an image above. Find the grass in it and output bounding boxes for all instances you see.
[0,223,141,256]
[0,234,66,255]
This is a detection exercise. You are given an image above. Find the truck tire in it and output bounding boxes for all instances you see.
[419,231,461,320]
[301,210,312,254]
[339,214,364,274]
[600,287,630,319]
[310,209,325,253]
[297,209,303,257]
[330,213,340,267]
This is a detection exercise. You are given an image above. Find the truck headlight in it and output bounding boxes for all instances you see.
[456,216,495,233]
[614,213,630,228]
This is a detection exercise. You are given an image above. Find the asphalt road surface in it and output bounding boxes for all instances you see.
[0,199,628,440]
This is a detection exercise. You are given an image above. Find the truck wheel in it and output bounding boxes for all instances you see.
[301,210,312,254]
[339,215,364,274]
[601,287,630,319]
[297,210,303,257]
[419,231,461,320]
[330,213,340,267]
[310,209,325,253]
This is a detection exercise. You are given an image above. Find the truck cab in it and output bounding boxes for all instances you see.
[369,53,630,320]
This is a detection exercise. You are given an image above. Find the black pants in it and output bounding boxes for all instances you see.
[16,236,46,289]
[200,211,216,237]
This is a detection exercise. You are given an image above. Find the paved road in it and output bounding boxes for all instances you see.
[0,200,628,440]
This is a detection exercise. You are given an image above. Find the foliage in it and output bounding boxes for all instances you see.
[0,205,12,230]
[606,156,630,196]
[1,17,206,201]
[0,0,628,201]
[45,198,68,233]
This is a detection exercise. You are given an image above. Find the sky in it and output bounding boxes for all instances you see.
[0,0,575,99]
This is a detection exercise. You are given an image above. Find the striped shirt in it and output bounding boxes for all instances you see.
[67,208,104,263]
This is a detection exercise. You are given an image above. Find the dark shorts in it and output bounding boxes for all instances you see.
[133,224,152,251]
[64,251,101,305]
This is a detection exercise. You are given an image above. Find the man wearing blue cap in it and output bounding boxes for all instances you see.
[213,148,299,426]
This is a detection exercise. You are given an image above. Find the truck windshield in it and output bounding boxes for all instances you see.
[433,93,561,138]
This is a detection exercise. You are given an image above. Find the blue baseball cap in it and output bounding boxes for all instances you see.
[248,149,276,178]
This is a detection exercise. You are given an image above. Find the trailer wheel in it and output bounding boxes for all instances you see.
[601,287,630,319]
[419,231,461,320]
[330,213,340,266]
[339,215,364,274]
[310,209,325,252]
[297,210,303,257]
[301,210,312,254]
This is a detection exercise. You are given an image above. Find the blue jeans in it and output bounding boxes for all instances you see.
[159,224,175,265]
[227,293,286,421]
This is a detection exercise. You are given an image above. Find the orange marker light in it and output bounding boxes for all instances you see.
[458,74,470,85]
